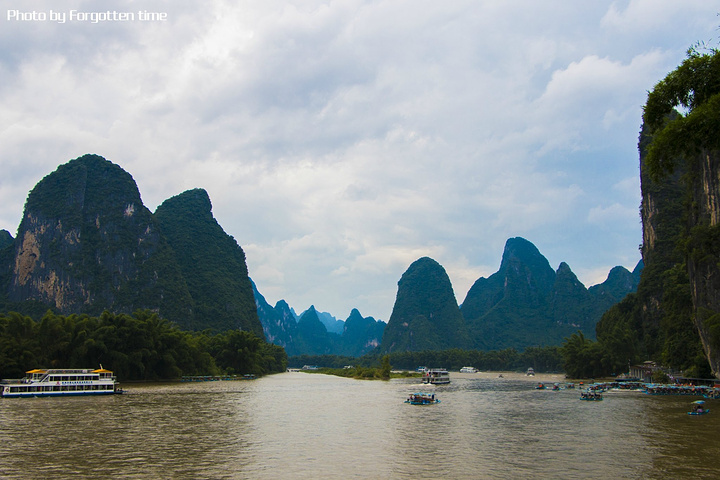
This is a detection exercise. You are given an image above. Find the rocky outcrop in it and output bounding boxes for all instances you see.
[1,154,263,336]
[0,230,12,250]
[5,154,193,321]
[380,257,472,353]
[253,281,298,349]
[340,308,385,357]
[687,148,720,376]
[462,237,640,350]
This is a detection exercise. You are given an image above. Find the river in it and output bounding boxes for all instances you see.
[1,371,718,479]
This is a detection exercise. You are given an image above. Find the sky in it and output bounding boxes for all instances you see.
[0,1,718,322]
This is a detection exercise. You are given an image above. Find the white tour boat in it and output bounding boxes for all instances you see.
[0,367,123,398]
[422,368,450,385]
[460,366,478,373]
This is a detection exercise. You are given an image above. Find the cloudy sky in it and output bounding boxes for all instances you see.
[1,1,717,322]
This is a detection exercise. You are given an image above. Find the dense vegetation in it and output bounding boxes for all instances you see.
[290,345,563,373]
[303,355,394,380]
[154,189,263,335]
[562,48,720,380]
[0,310,287,381]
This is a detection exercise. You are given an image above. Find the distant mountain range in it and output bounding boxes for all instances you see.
[378,238,641,353]
[0,154,640,358]
[256,238,641,355]
[252,280,385,357]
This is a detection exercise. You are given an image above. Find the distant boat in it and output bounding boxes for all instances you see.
[405,393,440,405]
[422,369,450,385]
[580,391,603,401]
[526,368,535,376]
[688,400,709,415]
[460,366,478,373]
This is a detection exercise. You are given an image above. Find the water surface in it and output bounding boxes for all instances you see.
[1,372,718,479]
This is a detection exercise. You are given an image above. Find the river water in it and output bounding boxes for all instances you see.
[1,371,718,479]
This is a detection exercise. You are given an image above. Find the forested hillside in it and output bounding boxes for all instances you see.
[564,48,720,379]
[154,189,263,335]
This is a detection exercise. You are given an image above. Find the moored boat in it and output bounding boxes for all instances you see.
[0,367,122,398]
[526,367,535,376]
[422,369,450,385]
[405,393,440,405]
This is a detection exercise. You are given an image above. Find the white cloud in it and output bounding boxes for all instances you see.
[0,0,716,320]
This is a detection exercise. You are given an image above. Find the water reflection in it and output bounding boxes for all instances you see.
[1,372,718,479]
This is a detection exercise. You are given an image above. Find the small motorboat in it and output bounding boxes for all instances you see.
[688,400,710,415]
[580,391,603,401]
[405,393,440,405]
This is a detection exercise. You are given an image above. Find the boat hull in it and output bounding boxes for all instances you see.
[1,390,120,398]
[405,399,440,405]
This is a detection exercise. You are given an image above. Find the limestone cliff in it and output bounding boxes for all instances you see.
[631,49,720,378]
[5,154,193,321]
[686,149,720,376]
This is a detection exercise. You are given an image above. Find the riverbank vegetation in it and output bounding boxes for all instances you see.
[301,355,399,380]
[290,346,563,373]
[0,310,287,381]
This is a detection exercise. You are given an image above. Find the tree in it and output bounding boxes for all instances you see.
[379,354,391,380]
[643,47,720,179]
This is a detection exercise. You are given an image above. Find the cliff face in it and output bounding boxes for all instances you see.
[594,124,705,376]
[6,154,193,320]
[2,154,264,336]
[636,50,720,378]
[687,149,720,376]
[253,281,298,348]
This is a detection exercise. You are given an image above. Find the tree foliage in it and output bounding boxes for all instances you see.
[0,310,287,381]
[643,48,720,179]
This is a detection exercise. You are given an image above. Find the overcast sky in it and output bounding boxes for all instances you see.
[1,1,718,322]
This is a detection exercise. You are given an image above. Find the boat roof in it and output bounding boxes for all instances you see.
[26,369,47,374]
[92,368,114,373]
